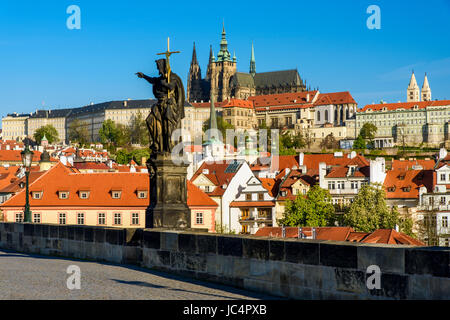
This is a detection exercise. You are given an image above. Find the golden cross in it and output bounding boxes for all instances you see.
[157,37,180,97]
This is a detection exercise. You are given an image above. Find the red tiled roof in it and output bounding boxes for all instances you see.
[187,181,218,207]
[222,99,254,109]
[313,92,356,106]
[72,162,110,170]
[383,169,434,199]
[361,229,425,246]
[0,163,149,208]
[254,227,424,246]
[271,153,369,172]
[249,91,318,108]
[360,100,450,112]
[0,150,57,163]
[191,161,243,196]
[391,159,435,171]
[259,178,278,197]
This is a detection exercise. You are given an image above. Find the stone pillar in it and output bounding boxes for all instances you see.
[147,153,191,229]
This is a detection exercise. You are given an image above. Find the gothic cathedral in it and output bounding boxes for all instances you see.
[187,24,308,103]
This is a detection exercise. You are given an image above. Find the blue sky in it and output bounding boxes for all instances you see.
[1,0,449,125]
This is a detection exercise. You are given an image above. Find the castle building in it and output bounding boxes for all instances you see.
[187,24,307,103]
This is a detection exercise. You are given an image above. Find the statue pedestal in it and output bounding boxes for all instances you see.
[146,153,190,229]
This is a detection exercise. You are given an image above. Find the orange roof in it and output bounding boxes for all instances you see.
[277,169,317,201]
[384,169,434,199]
[313,92,356,106]
[249,91,318,108]
[360,100,450,112]
[191,161,243,196]
[259,178,278,197]
[254,227,424,246]
[72,162,110,170]
[391,159,435,171]
[191,100,228,108]
[0,171,47,194]
[222,99,254,109]
[229,201,275,207]
[361,229,424,246]
[0,150,57,163]
[187,181,218,207]
[271,153,369,172]
[1,163,149,208]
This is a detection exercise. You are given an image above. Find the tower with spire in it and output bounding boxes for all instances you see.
[249,42,256,77]
[187,42,201,102]
[421,73,432,101]
[407,70,421,102]
[208,21,236,102]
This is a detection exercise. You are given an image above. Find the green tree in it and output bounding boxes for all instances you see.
[320,133,339,150]
[353,134,366,150]
[360,123,377,148]
[202,115,235,143]
[68,119,90,146]
[99,119,121,148]
[278,185,336,227]
[131,148,150,165]
[115,149,131,165]
[34,124,59,144]
[343,183,405,232]
[128,112,149,146]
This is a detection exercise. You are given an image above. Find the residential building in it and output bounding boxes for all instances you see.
[187,181,218,232]
[229,176,276,234]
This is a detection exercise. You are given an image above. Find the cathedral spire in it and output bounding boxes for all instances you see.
[209,44,215,63]
[250,42,256,76]
[191,42,198,65]
[217,21,231,62]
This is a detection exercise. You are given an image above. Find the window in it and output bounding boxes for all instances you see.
[258,193,264,201]
[98,213,106,225]
[80,191,90,199]
[59,192,69,199]
[15,213,23,222]
[32,192,42,200]
[242,225,249,234]
[137,191,147,199]
[114,213,122,225]
[317,111,320,122]
[328,182,335,190]
[196,212,203,225]
[441,197,446,205]
[246,193,252,201]
[241,209,249,219]
[302,189,307,195]
[205,186,211,193]
[59,213,66,225]
[443,216,448,228]
[293,188,298,195]
[33,213,41,224]
[77,213,85,225]
[131,213,139,225]
[441,174,446,182]
[112,191,121,199]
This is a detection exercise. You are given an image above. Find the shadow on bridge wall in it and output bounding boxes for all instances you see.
[0,222,448,300]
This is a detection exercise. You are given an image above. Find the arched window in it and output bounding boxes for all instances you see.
[317,111,320,122]
[325,110,329,122]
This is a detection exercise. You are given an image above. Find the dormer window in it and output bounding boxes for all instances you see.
[79,191,90,199]
[111,190,122,199]
[32,191,43,199]
[137,190,148,199]
[387,186,396,192]
[58,191,69,199]
[402,186,411,192]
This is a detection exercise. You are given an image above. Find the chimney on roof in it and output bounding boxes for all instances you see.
[299,152,304,166]
[439,148,448,160]
[306,93,310,102]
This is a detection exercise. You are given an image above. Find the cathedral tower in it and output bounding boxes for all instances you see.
[407,71,420,102]
[187,42,201,102]
[209,23,237,102]
[421,73,432,101]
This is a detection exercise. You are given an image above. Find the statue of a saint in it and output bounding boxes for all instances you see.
[136,58,185,156]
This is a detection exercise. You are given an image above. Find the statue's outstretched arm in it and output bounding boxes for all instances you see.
[136,72,156,84]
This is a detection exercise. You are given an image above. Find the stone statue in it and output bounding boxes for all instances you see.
[135,39,190,230]
[136,58,185,155]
